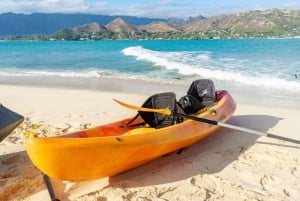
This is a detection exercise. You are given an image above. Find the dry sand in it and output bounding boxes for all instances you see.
[0,83,299,201]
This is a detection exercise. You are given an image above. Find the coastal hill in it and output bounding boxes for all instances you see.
[48,9,300,40]
[138,21,180,33]
[181,9,300,33]
[106,18,138,33]
[1,9,300,39]
[73,22,107,34]
[0,12,167,36]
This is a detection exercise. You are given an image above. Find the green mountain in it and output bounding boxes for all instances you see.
[2,9,300,39]
[182,9,300,37]
[0,12,167,36]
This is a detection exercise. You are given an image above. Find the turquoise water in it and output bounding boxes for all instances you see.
[1,39,300,106]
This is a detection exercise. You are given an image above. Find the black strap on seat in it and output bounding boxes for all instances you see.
[125,113,146,127]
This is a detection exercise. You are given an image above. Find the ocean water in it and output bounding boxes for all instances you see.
[1,39,300,107]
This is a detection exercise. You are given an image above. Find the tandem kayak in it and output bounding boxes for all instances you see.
[25,90,236,181]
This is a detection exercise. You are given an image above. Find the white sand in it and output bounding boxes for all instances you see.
[0,84,299,201]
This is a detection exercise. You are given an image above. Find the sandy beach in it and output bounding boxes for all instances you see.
[0,79,299,201]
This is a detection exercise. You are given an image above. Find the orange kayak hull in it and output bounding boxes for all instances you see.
[25,90,236,181]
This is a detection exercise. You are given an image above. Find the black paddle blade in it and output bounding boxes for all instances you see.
[0,104,24,142]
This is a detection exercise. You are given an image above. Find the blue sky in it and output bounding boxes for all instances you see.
[1,0,300,18]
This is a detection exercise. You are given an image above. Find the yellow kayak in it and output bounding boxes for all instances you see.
[25,90,236,181]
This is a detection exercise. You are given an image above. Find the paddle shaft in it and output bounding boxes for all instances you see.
[43,174,60,201]
[175,113,300,144]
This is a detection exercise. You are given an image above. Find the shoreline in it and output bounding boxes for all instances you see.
[1,75,300,110]
[0,75,188,96]
[0,79,300,201]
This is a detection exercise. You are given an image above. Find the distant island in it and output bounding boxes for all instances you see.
[1,8,300,40]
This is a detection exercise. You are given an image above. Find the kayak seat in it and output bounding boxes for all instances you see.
[123,128,155,136]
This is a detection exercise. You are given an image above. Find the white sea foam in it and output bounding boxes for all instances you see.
[0,69,96,77]
[0,68,148,82]
[122,46,300,92]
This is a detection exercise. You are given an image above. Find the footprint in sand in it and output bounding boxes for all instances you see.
[190,175,225,199]
[260,174,275,191]
[291,166,298,176]
[291,158,299,176]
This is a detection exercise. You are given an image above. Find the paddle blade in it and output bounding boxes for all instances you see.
[113,99,172,115]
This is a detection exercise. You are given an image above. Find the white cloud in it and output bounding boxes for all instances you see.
[0,0,203,18]
[0,0,108,14]
[1,0,300,18]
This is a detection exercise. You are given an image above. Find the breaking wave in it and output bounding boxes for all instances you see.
[122,46,300,92]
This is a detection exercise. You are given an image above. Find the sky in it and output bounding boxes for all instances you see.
[1,0,300,19]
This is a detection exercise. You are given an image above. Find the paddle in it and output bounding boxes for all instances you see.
[113,99,300,144]
[43,174,60,201]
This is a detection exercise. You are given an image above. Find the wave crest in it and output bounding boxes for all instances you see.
[122,46,300,92]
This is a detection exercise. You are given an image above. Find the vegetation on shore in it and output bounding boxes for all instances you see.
[2,9,300,41]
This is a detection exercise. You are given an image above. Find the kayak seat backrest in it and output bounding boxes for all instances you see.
[127,92,183,129]
[187,79,216,107]
[178,79,216,115]
[178,94,204,114]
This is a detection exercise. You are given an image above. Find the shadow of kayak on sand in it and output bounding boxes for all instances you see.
[109,114,283,187]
